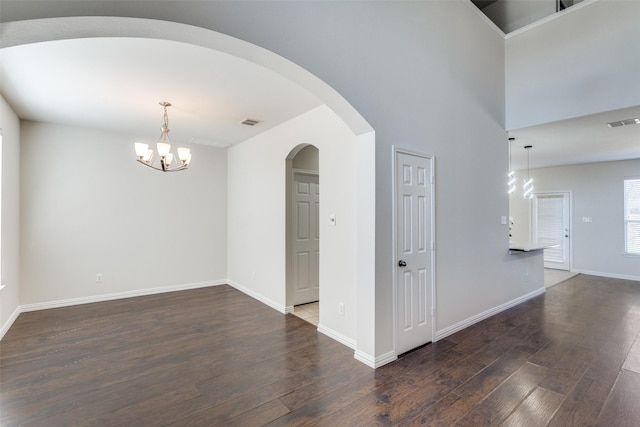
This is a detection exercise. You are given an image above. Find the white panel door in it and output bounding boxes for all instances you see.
[292,172,320,305]
[395,151,433,355]
[533,192,571,270]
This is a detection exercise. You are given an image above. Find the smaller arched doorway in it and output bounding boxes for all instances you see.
[286,144,320,325]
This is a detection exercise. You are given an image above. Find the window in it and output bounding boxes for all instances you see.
[533,195,563,261]
[624,177,640,255]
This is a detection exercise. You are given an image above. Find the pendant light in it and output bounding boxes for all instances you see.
[523,145,534,199]
[507,137,516,194]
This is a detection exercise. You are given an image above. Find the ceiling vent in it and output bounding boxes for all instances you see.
[606,118,640,128]
[241,118,261,126]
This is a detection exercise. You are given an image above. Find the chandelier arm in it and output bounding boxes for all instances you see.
[136,159,188,172]
[163,166,188,172]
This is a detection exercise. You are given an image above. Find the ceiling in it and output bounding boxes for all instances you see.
[0,37,322,148]
[508,106,640,170]
[1,36,638,170]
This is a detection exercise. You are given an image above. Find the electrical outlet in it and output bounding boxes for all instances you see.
[96,273,103,283]
[338,302,345,316]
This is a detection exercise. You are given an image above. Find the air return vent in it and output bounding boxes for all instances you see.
[241,118,261,126]
[606,118,640,128]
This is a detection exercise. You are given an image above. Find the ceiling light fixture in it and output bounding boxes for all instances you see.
[507,137,516,194]
[523,145,534,199]
[134,102,191,172]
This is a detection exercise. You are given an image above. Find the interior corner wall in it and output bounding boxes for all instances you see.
[482,0,556,34]
[506,0,640,130]
[227,105,360,343]
[19,121,227,306]
[0,95,21,337]
[510,159,640,280]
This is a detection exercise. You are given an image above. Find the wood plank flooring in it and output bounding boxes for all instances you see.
[2,273,640,426]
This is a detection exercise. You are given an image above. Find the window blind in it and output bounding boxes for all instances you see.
[535,195,564,263]
[624,177,640,255]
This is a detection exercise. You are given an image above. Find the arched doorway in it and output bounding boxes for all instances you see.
[286,144,320,325]
[5,16,378,365]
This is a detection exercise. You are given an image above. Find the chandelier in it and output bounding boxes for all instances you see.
[134,102,192,172]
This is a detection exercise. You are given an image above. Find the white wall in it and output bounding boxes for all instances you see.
[219,1,541,358]
[0,96,21,337]
[19,121,227,306]
[228,105,361,345]
[510,159,640,280]
[506,0,640,130]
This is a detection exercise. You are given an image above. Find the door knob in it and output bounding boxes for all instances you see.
[398,260,407,267]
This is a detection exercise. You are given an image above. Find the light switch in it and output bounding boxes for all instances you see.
[501,216,507,225]
[329,213,336,226]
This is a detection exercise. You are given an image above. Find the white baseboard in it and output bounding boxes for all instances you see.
[354,349,396,369]
[1,280,225,341]
[0,305,21,341]
[226,280,287,314]
[284,305,294,314]
[435,287,545,341]
[317,323,356,350]
[572,269,640,282]
[20,280,226,313]
[354,288,546,369]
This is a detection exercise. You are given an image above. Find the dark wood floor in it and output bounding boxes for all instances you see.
[2,274,640,426]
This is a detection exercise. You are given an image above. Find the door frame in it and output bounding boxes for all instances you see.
[284,142,320,313]
[290,168,320,306]
[391,146,436,356]
[531,191,572,271]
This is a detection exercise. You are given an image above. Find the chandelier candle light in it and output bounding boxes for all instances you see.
[134,102,192,172]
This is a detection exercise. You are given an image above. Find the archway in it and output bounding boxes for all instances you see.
[2,16,378,366]
[286,144,320,325]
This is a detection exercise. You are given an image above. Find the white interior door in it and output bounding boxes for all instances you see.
[395,151,433,355]
[533,192,571,270]
[292,172,320,305]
